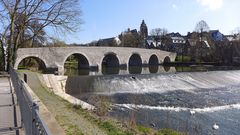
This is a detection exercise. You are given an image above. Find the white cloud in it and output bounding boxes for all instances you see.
[197,0,223,11]
[172,4,177,9]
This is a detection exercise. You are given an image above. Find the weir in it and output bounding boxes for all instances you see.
[66,70,240,96]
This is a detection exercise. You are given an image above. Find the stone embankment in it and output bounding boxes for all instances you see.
[40,74,95,110]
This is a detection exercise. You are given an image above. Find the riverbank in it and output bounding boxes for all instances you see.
[19,70,184,135]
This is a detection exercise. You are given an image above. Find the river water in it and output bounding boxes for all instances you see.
[65,66,240,135]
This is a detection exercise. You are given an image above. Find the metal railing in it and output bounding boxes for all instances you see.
[9,67,51,135]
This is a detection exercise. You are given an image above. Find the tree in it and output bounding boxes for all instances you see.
[16,19,47,48]
[0,28,8,70]
[231,27,240,36]
[119,31,143,48]
[0,0,82,71]
[231,27,240,47]
[194,20,210,62]
[0,35,5,70]
[50,38,67,47]
[194,20,210,34]
[150,28,168,48]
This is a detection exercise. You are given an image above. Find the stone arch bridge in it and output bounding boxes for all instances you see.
[14,47,176,75]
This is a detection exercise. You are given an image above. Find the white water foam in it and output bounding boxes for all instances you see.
[93,70,240,95]
[115,103,240,113]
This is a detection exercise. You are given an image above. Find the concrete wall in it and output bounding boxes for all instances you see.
[14,47,176,75]
[41,74,95,110]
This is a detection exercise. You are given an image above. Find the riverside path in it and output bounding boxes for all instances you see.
[0,76,22,135]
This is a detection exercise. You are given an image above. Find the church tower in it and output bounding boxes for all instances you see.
[140,20,148,39]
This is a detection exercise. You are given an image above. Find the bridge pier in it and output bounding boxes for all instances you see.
[58,66,64,75]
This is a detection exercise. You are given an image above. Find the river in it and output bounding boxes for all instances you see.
[65,66,240,135]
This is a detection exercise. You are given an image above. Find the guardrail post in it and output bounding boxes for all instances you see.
[32,103,38,135]
[24,73,27,83]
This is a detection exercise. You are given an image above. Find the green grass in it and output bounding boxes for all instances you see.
[31,82,131,135]
[175,66,192,72]
[175,56,192,62]
[70,104,134,135]
[66,124,84,135]
[137,125,152,134]
[99,121,133,135]
[65,90,185,135]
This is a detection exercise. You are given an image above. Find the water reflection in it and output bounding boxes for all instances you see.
[129,66,142,74]
[149,66,159,73]
[64,65,240,76]
[163,66,171,72]
[64,65,175,76]
[102,67,120,75]
[64,68,90,76]
[101,53,120,75]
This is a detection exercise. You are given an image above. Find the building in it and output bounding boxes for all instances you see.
[95,37,121,47]
[140,20,148,39]
[209,30,224,41]
[145,36,161,49]
[167,32,186,44]
[225,34,240,42]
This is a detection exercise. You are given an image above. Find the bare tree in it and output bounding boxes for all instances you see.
[195,20,210,34]
[0,0,82,70]
[231,27,240,36]
[0,34,5,70]
[194,20,210,62]
[150,28,168,48]
[151,28,168,37]
[0,26,9,70]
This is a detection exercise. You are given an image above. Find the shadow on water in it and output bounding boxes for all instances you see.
[149,66,159,73]
[64,68,90,76]
[64,65,240,76]
[65,75,95,95]
[102,67,120,75]
[129,66,142,74]
[64,65,176,76]
[163,66,170,72]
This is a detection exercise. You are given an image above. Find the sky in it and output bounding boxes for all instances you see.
[63,0,240,44]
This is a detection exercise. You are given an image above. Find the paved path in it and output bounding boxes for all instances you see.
[0,77,22,135]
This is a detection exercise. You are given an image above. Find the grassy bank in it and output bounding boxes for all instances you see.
[19,70,184,135]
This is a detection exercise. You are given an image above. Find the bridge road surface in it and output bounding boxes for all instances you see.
[0,77,23,135]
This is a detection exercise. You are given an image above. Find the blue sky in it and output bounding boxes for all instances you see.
[63,0,240,44]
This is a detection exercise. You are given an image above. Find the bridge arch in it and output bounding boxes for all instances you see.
[128,53,142,74]
[15,56,47,72]
[163,56,171,65]
[63,53,90,75]
[149,54,159,65]
[101,52,120,74]
[128,53,142,66]
[149,54,159,73]
[162,56,171,73]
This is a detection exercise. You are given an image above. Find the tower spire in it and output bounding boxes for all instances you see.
[140,20,148,38]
